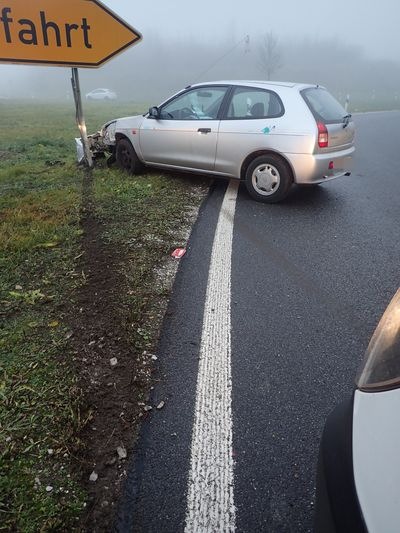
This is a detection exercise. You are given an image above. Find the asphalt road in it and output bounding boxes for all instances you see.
[116,111,400,532]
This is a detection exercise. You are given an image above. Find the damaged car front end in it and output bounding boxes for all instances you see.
[75,120,117,165]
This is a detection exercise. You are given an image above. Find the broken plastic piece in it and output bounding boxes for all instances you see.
[75,138,85,164]
[171,248,186,259]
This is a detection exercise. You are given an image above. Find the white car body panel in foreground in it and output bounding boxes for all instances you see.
[353,388,400,533]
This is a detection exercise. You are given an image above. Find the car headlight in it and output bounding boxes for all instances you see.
[102,121,117,144]
[356,288,400,392]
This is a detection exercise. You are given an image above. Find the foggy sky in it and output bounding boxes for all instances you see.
[104,0,399,63]
[0,0,399,101]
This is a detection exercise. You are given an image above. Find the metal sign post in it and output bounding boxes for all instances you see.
[71,68,93,169]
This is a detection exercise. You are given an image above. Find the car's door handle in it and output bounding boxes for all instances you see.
[197,128,211,134]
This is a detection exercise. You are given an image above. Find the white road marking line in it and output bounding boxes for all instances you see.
[185,180,239,533]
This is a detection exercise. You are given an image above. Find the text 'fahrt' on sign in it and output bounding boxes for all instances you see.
[0,0,142,68]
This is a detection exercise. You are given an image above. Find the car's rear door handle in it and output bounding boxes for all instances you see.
[198,128,211,134]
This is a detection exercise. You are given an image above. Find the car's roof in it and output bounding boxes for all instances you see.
[190,80,320,91]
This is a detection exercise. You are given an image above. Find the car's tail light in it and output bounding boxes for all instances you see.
[317,122,328,148]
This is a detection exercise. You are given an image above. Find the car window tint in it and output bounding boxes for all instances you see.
[227,87,283,119]
[160,87,227,120]
[301,88,346,124]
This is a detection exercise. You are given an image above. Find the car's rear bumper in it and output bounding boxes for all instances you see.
[288,146,355,184]
[314,394,367,533]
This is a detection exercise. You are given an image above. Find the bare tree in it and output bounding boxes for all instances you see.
[259,31,283,80]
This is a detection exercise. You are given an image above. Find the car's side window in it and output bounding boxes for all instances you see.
[159,87,227,120]
[226,87,283,119]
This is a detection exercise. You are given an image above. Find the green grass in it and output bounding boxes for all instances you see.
[0,102,88,531]
[0,102,207,531]
[93,169,205,342]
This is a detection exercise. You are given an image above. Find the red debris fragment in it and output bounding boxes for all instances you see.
[171,248,186,259]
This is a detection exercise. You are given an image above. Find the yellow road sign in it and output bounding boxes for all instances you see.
[0,0,142,67]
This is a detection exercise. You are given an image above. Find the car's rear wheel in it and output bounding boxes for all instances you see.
[245,154,292,203]
[116,138,143,174]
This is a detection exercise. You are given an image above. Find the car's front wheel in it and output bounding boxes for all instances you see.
[116,138,143,174]
[245,154,292,203]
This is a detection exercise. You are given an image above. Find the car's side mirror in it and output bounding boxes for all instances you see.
[148,106,160,119]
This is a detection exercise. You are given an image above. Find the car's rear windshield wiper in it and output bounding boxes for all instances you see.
[342,113,352,128]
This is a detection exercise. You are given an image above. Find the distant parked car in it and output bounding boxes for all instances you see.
[86,88,117,101]
[315,288,400,533]
[95,81,355,202]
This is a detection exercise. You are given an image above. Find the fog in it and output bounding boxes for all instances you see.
[1,0,400,107]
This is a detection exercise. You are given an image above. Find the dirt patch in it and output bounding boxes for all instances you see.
[66,173,147,531]
[67,172,208,532]
[0,150,11,160]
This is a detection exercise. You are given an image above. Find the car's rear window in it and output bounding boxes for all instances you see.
[301,87,346,124]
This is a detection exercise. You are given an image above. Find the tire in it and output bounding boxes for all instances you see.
[245,154,293,203]
[116,138,143,174]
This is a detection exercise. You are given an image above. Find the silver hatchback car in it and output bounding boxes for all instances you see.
[100,81,355,203]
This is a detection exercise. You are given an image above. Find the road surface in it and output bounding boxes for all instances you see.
[116,111,400,532]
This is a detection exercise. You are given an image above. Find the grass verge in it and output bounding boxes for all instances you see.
[0,101,209,531]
